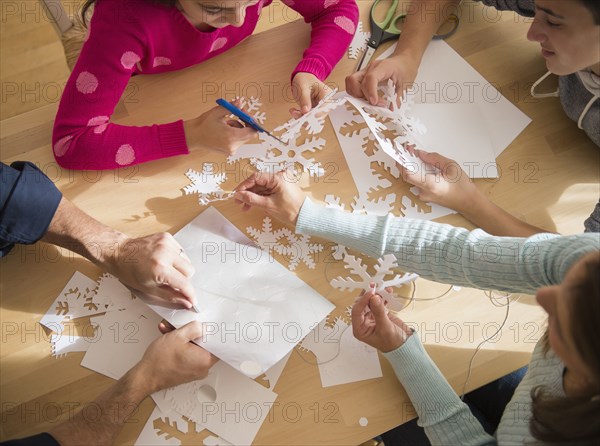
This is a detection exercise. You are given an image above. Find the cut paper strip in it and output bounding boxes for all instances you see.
[80,297,163,380]
[94,273,137,311]
[165,360,277,445]
[378,41,531,157]
[349,21,370,59]
[138,207,335,378]
[40,271,101,331]
[50,333,96,358]
[274,89,344,143]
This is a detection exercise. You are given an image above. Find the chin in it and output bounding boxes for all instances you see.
[546,60,574,77]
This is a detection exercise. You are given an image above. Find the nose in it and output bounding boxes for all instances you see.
[527,16,546,43]
[228,7,246,27]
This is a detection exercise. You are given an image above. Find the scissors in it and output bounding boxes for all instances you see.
[356,0,460,72]
[216,98,286,145]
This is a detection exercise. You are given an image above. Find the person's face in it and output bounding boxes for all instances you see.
[535,252,599,386]
[527,0,600,75]
[177,0,259,29]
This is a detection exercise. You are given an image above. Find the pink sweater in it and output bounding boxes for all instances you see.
[52,0,358,170]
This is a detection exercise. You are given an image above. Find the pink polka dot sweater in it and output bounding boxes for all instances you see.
[52,0,358,170]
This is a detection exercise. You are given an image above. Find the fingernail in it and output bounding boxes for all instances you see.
[370,96,377,105]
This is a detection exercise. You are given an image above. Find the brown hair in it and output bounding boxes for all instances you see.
[530,252,600,444]
[580,0,600,25]
[80,0,178,24]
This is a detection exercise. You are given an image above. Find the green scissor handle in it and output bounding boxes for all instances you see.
[369,0,405,46]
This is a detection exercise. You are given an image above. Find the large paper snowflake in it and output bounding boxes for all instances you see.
[274,89,345,143]
[182,164,232,206]
[330,254,419,301]
[246,217,323,271]
[348,21,371,59]
[237,96,266,125]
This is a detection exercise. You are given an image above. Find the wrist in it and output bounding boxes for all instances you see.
[127,361,157,396]
[93,230,130,272]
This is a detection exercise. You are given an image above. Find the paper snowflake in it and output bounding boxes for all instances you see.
[348,21,371,59]
[182,164,232,206]
[246,217,323,270]
[351,190,396,216]
[237,96,266,125]
[274,89,345,143]
[330,254,419,301]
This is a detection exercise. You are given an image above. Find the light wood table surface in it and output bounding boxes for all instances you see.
[1,1,598,444]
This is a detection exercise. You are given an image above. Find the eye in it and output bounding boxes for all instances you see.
[546,20,561,28]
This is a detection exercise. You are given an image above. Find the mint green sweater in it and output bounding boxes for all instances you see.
[296,198,600,445]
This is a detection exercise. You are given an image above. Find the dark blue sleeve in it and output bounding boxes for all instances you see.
[0,432,60,446]
[0,161,62,257]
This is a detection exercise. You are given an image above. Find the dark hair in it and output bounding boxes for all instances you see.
[81,0,177,24]
[580,0,600,25]
[530,252,600,444]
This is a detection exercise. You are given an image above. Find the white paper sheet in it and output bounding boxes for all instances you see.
[80,298,163,380]
[135,406,189,446]
[165,360,277,445]
[139,207,334,378]
[378,41,531,157]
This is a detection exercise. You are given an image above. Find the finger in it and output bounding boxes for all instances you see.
[157,268,197,308]
[230,124,257,141]
[172,254,195,279]
[210,104,236,119]
[289,107,302,119]
[298,86,312,115]
[345,70,366,99]
[416,150,454,169]
[176,321,204,341]
[369,293,390,324]
[362,68,383,105]
[234,173,259,193]
[233,190,273,210]
[158,320,175,334]
[351,290,375,321]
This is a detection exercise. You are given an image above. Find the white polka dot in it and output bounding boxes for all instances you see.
[115,144,135,165]
[334,16,356,35]
[87,116,110,134]
[76,71,99,94]
[210,37,228,53]
[53,135,73,157]
[153,56,172,68]
[121,51,141,70]
[324,0,339,8]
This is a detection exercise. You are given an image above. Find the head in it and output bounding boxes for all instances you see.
[527,0,600,75]
[531,251,600,443]
[81,0,259,29]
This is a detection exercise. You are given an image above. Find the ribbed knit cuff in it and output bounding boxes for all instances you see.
[157,120,189,157]
[296,197,390,259]
[292,57,330,82]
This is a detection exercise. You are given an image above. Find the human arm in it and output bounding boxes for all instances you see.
[48,322,216,446]
[352,290,496,445]
[402,150,549,237]
[53,0,254,170]
[286,0,359,114]
[346,0,460,104]
[233,172,600,294]
[41,196,197,309]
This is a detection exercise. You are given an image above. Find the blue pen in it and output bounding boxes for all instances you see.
[216,98,286,145]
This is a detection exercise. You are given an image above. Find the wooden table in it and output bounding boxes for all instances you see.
[1,1,598,444]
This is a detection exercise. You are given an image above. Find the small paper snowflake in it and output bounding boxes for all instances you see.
[182,164,232,206]
[349,21,371,59]
[330,254,419,301]
[274,89,345,143]
[246,217,323,270]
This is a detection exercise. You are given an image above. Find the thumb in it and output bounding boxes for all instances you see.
[297,86,312,115]
[369,293,390,325]
[176,321,204,341]
[417,150,455,169]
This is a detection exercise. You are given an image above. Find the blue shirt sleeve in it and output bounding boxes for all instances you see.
[0,161,62,257]
[0,432,60,446]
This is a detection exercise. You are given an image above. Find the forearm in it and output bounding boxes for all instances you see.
[461,189,551,237]
[41,196,127,268]
[392,0,460,63]
[49,365,150,446]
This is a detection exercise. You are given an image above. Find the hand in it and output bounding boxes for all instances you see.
[290,72,330,118]
[346,53,419,105]
[351,289,412,353]
[233,171,307,226]
[400,150,480,214]
[183,101,256,155]
[134,321,218,394]
[102,232,197,310]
